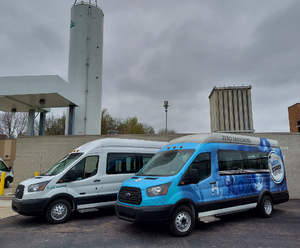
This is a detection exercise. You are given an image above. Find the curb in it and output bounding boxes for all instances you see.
[0,194,15,200]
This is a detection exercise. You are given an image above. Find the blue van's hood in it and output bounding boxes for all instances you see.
[122,176,173,189]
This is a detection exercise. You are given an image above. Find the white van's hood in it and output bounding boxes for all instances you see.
[20,175,55,187]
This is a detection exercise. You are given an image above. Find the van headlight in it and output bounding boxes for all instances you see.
[28,181,51,192]
[146,183,171,197]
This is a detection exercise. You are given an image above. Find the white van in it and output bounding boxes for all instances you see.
[0,157,14,188]
[12,138,166,224]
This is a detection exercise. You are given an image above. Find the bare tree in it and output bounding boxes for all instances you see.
[0,112,28,139]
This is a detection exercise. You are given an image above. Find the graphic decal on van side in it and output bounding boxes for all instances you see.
[224,175,241,195]
[46,185,67,190]
[268,151,284,184]
[251,174,269,193]
[177,139,287,205]
[259,138,271,152]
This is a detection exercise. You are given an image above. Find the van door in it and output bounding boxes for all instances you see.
[188,152,220,204]
[67,156,101,209]
[100,152,138,203]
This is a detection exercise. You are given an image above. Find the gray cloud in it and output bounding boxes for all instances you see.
[1,0,299,133]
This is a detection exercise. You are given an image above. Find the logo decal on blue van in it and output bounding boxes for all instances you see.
[268,151,284,184]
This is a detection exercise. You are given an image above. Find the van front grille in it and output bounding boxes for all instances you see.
[15,185,25,199]
[118,187,142,205]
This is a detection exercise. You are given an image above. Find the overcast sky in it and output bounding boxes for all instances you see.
[1,0,300,134]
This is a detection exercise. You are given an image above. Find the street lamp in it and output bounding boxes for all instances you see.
[163,101,169,133]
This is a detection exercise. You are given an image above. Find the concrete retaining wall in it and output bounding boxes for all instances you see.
[12,134,182,193]
[241,133,300,199]
[11,133,300,199]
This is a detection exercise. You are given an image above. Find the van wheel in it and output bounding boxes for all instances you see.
[259,195,273,218]
[4,178,10,188]
[169,206,195,237]
[46,199,72,224]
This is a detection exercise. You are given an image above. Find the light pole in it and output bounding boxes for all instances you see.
[163,101,169,133]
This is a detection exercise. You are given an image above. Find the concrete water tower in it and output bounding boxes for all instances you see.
[66,0,104,135]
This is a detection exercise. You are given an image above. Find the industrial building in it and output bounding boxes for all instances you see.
[209,85,254,133]
[288,103,300,132]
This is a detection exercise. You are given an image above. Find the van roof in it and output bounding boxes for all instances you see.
[73,138,166,153]
[167,133,279,148]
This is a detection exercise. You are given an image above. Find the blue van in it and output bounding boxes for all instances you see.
[115,133,289,237]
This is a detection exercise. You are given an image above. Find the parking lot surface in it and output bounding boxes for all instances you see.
[0,199,299,248]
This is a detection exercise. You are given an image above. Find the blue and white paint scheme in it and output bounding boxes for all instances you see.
[115,133,289,237]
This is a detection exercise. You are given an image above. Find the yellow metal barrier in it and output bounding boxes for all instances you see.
[35,171,39,177]
[0,172,5,196]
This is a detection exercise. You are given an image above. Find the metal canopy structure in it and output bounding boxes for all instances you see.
[0,75,80,112]
[0,75,80,136]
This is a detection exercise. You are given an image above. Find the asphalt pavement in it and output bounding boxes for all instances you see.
[0,184,17,219]
[0,200,299,248]
[1,184,299,247]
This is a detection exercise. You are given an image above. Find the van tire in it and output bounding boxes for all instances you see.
[4,178,10,188]
[169,205,195,237]
[259,195,273,218]
[46,199,72,224]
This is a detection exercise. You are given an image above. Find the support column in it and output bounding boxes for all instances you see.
[68,105,75,135]
[26,109,35,136]
[38,111,47,136]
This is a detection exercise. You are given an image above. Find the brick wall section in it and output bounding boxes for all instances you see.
[0,139,17,167]
[11,133,300,199]
[0,141,4,161]
[288,103,300,132]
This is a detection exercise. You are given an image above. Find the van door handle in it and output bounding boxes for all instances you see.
[94,179,101,182]
[210,181,216,185]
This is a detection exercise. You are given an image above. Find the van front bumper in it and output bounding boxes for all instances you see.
[12,197,49,216]
[115,202,173,223]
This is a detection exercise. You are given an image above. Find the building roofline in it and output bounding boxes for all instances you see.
[208,85,252,99]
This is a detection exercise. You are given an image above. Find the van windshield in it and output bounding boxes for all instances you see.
[42,153,83,176]
[138,149,194,176]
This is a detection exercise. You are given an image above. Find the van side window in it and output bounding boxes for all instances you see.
[218,151,243,171]
[107,153,155,174]
[190,153,211,181]
[245,152,268,170]
[140,154,153,167]
[70,156,99,180]
[218,150,269,175]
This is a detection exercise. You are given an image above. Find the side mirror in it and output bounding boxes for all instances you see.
[180,169,200,185]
